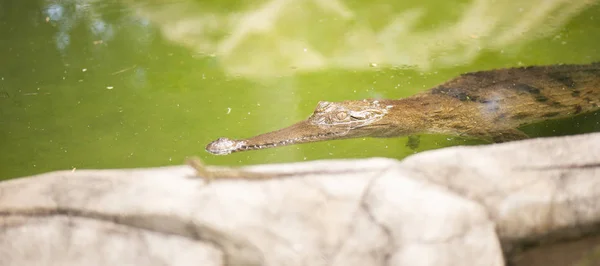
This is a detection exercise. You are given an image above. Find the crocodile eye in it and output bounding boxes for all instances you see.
[335,112,348,120]
[349,112,368,120]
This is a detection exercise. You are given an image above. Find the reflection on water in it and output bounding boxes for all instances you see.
[132,0,598,77]
[0,0,599,179]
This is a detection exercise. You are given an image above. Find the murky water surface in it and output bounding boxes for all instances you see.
[1,0,599,179]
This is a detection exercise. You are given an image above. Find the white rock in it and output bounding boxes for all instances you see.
[1,133,599,266]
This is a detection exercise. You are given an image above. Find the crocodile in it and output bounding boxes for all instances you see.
[206,62,600,155]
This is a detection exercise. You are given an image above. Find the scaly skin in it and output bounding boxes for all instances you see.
[206,62,600,155]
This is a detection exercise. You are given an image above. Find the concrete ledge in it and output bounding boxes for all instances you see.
[1,133,599,266]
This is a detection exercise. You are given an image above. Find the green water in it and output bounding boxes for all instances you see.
[1,0,599,179]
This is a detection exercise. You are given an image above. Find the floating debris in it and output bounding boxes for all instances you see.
[111,65,136,75]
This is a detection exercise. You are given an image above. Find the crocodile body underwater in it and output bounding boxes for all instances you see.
[206,62,600,155]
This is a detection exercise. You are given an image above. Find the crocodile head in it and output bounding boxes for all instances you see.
[205,100,392,155]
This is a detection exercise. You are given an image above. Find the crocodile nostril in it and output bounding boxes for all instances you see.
[206,138,239,155]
